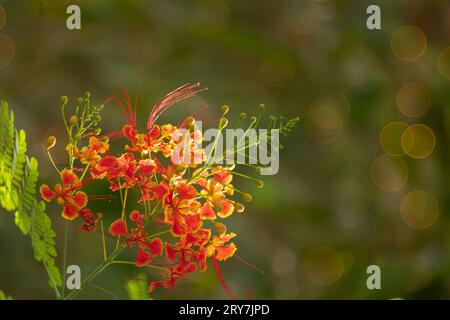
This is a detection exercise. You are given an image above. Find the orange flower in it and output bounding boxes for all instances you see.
[39,169,88,220]
[206,233,237,261]
[77,136,109,166]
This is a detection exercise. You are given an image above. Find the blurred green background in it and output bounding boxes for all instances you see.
[2,0,450,299]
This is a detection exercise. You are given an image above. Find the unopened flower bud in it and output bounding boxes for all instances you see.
[242,192,253,202]
[240,112,247,120]
[214,222,227,235]
[69,115,78,126]
[259,103,266,111]
[255,180,264,189]
[46,136,56,150]
[60,95,68,105]
[76,97,83,105]
[235,202,245,213]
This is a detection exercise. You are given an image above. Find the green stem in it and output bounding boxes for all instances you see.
[64,245,125,300]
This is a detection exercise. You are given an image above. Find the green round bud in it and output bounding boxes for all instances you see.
[60,96,68,105]
[69,115,78,126]
[259,103,266,111]
[240,112,247,120]
[46,136,56,150]
[76,97,83,105]
[242,192,253,203]
[214,222,227,235]
[255,180,264,188]
[255,166,262,174]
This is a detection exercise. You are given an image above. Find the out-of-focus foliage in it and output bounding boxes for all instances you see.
[125,274,150,300]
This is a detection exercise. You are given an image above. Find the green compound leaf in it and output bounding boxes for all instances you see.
[0,100,62,293]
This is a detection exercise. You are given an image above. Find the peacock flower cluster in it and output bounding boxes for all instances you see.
[40,83,298,298]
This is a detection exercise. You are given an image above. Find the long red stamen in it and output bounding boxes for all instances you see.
[147,83,208,130]
[234,254,265,274]
[212,255,235,300]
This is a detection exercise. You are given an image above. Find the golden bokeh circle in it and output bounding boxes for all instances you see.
[401,124,436,159]
[371,154,409,192]
[396,83,431,118]
[0,33,15,70]
[391,26,427,62]
[437,47,450,80]
[400,190,439,229]
[379,121,408,156]
[304,246,344,286]
[0,6,6,31]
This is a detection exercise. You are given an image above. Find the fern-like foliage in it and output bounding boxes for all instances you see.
[125,274,150,300]
[0,100,62,293]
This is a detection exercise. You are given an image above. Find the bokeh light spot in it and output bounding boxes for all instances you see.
[437,47,450,80]
[0,33,15,70]
[396,83,431,118]
[371,154,408,192]
[391,26,427,62]
[400,190,439,229]
[401,124,436,159]
[304,246,344,286]
[379,121,408,156]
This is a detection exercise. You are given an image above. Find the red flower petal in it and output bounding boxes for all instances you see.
[152,182,170,200]
[135,248,151,267]
[109,219,128,236]
[60,169,78,186]
[39,184,55,202]
[213,170,233,185]
[175,183,196,200]
[62,204,78,220]
[185,214,202,233]
[199,201,216,220]
[72,191,88,208]
[147,238,163,256]
[216,200,234,218]
[165,244,178,262]
[129,210,142,225]
[138,159,156,175]
[148,281,162,293]
[215,243,237,261]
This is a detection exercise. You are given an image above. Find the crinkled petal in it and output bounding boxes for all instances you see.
[39,184,55,202]
[72,191,88,208]
[62,204,79,220]
[215,243,237,261]
[60,169,79,186]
